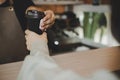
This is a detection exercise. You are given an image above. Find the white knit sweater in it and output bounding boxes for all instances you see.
[17,39,119,80]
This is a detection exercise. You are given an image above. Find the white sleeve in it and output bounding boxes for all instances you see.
[17,39,82,80]
[17,39,119,80]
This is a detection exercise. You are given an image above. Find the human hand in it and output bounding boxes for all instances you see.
[40,10,55,31]
[26,6,55,31]
[25,29,48,51]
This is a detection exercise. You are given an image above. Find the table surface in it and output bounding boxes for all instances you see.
[0,46,120,80]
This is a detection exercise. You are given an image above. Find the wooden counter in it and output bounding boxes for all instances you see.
[0,46,120,80]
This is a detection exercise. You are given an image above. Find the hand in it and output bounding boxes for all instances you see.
[40,10,55,31]
[26,6,55,31]
[25,29,47,50]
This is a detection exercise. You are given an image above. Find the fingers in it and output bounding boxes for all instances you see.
[26,7,55,31]
[25,29,35,36]
[25,30,31,50]
[25,29,30,35]
[44,10,55,22]
[25,36,30,50]
[40,21,54,31]
[25,30,47,42]
[25,29,47,37]
[39,10,55,30]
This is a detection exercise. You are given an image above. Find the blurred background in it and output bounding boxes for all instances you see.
[32,0,119,54]
[0,0,119,64]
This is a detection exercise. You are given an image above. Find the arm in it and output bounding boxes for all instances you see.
[13,0,35,31]
[17,30,119,80]
[17,30,81,80]
[13,0,55,31]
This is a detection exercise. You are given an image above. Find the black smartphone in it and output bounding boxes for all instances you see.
[26,10,45,34]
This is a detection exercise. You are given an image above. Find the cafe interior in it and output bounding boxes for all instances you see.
[0,0,120,80]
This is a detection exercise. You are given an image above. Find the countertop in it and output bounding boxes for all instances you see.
[0,46,120,80]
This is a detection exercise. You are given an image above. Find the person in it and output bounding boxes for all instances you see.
[17,0,119,79]
[0,0,55,64]
[17,29,119,80]
[0,0,55,31]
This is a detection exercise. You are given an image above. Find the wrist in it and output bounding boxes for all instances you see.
[30,38,49,56]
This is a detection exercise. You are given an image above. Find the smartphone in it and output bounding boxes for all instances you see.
[26,10,45,34]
